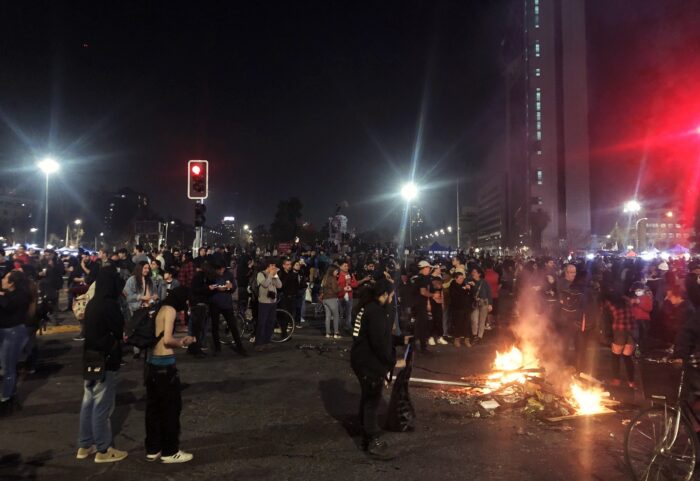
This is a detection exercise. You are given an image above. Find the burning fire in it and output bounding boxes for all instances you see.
[486,346,539,390]
[486,346,608,416]
[569,382,607,415]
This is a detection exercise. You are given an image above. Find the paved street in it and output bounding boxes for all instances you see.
[0,317,638,481]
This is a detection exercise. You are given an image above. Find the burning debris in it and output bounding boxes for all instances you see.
[413,346,617,422]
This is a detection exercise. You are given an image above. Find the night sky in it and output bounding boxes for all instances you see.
[1,1,698,238]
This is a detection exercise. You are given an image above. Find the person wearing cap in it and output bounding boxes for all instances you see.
[449,268,470,346]
[411,260,434,353]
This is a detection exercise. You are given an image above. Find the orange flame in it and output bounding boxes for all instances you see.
[569,382,606,415]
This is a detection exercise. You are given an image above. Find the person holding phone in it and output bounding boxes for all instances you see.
[255,258,282,351]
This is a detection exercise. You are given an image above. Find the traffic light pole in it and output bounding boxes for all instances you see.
[193,199,204,254]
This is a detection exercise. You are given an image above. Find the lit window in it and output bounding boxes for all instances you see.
[536,150,542,155]
[536,101,541,111]
[535,68,541,77]
[536,169,543,185]
[535,88,541,101]
[535,41,541,57]
[536,121,542,130]
[536,111,541,121]
[536,131,542,140]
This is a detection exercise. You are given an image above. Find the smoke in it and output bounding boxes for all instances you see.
[509,284,573,392]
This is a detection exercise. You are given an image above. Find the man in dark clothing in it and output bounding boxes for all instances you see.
[557,264,591,372]
[351,278,404,460]
[187,263,215,357]
[77,268,127,463]
[686,261,700,310]
[411,260,433,353]
[278,258,299,339]
[208,261,246,356]
[664,286,697,345]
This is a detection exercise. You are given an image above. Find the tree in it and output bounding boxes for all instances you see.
[270,197,303,243]
[530,208,551,253]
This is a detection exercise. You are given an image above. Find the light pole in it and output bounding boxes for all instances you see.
[622,199,642,251]
[635,217,648,251]
[38,157,60,248]
[400,182,418,245]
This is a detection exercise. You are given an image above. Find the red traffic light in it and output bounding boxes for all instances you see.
[187,160,209,199]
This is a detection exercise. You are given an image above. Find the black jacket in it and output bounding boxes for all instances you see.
[0,288,31,329]
[351,301,397,379]
[84,268,125,371]
[191,270,214,305]
[673,304,700,360]
[449,281,470,311]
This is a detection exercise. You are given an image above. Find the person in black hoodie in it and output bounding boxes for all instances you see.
[350,278,407,460]
[0,270,31,414]
[76,268,128,463]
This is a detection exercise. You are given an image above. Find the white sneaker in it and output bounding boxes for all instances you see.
[428,337,436,346]
[146,451,161,462]
[325,334,332,339]
[161,450,193,464]
[94,447,128,463]
[437,337,449,345]
[76,445,96,460]
[333,334,341,340]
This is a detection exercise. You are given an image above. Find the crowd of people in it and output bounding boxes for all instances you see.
[1,240,700,461]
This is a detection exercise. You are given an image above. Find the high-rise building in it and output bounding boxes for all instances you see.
[502,0,591,251]
[221,216,237,244]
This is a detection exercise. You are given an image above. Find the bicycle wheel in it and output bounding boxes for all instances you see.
[625,405,697,481]
[236,311,254,340]
[272,308,295,343]
[218,315,233,345]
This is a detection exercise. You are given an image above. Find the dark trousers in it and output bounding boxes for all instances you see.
[429,301,442,338]
[145,364,182,457]
[256,303,276,345]
[187,304,209,354]
[279,295,296,338]
[356,373,384,443]
[210,305,244,351]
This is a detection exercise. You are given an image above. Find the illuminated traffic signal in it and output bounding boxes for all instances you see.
[194,203,207,227]
[188,160,209,199]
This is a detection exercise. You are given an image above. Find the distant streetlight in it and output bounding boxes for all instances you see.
[623,199,641,214]
[38,157,60,248]
[244,224,250,231]
[30,227,38,233]
[74,219,82,225]
[666,211,674,218]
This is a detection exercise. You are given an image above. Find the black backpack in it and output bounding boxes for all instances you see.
[125,307,163,349]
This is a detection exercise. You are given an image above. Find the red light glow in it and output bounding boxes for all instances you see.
[191,165,201,175]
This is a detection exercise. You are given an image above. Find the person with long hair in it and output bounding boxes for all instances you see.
[123,262,157,359]
[0,270,32,414]
[321,266,342,338]
[350,278,405,460]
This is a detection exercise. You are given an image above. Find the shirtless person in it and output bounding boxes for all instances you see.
[144,286,196,463]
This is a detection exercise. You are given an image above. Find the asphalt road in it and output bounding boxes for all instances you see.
[1,321,638,481]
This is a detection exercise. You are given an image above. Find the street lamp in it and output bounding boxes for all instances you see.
[401,182,418,245]
[38,157,60,248]
[623,199,641,214]
[74,219,82,225]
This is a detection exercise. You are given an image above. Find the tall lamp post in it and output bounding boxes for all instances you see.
[38,157,60,248]
[623,199,642,250]
[401,182,418,245]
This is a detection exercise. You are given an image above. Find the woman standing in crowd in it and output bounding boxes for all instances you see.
[467,267,492,345]
[605,287,636,388]
[0,270,32,414]
[428,267,446,346]
[124,262,158,359]
[321,266,342,338]
[449,269,471,347]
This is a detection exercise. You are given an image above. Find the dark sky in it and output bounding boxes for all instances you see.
[0,0,507,236]
[1,1,698,238]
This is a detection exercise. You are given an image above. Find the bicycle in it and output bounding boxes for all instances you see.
[624,353,699,481]
[219,298,296,344]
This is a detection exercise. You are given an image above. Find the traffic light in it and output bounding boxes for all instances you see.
[187,160,209,199]
[194,203,207,227]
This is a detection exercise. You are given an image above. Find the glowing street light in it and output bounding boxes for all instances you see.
[623,199,641,214]
[400,182,418,201]
[74,219,82,225]
[30,227,38,233]
[37,157,60,248]
[666,211,674,218]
